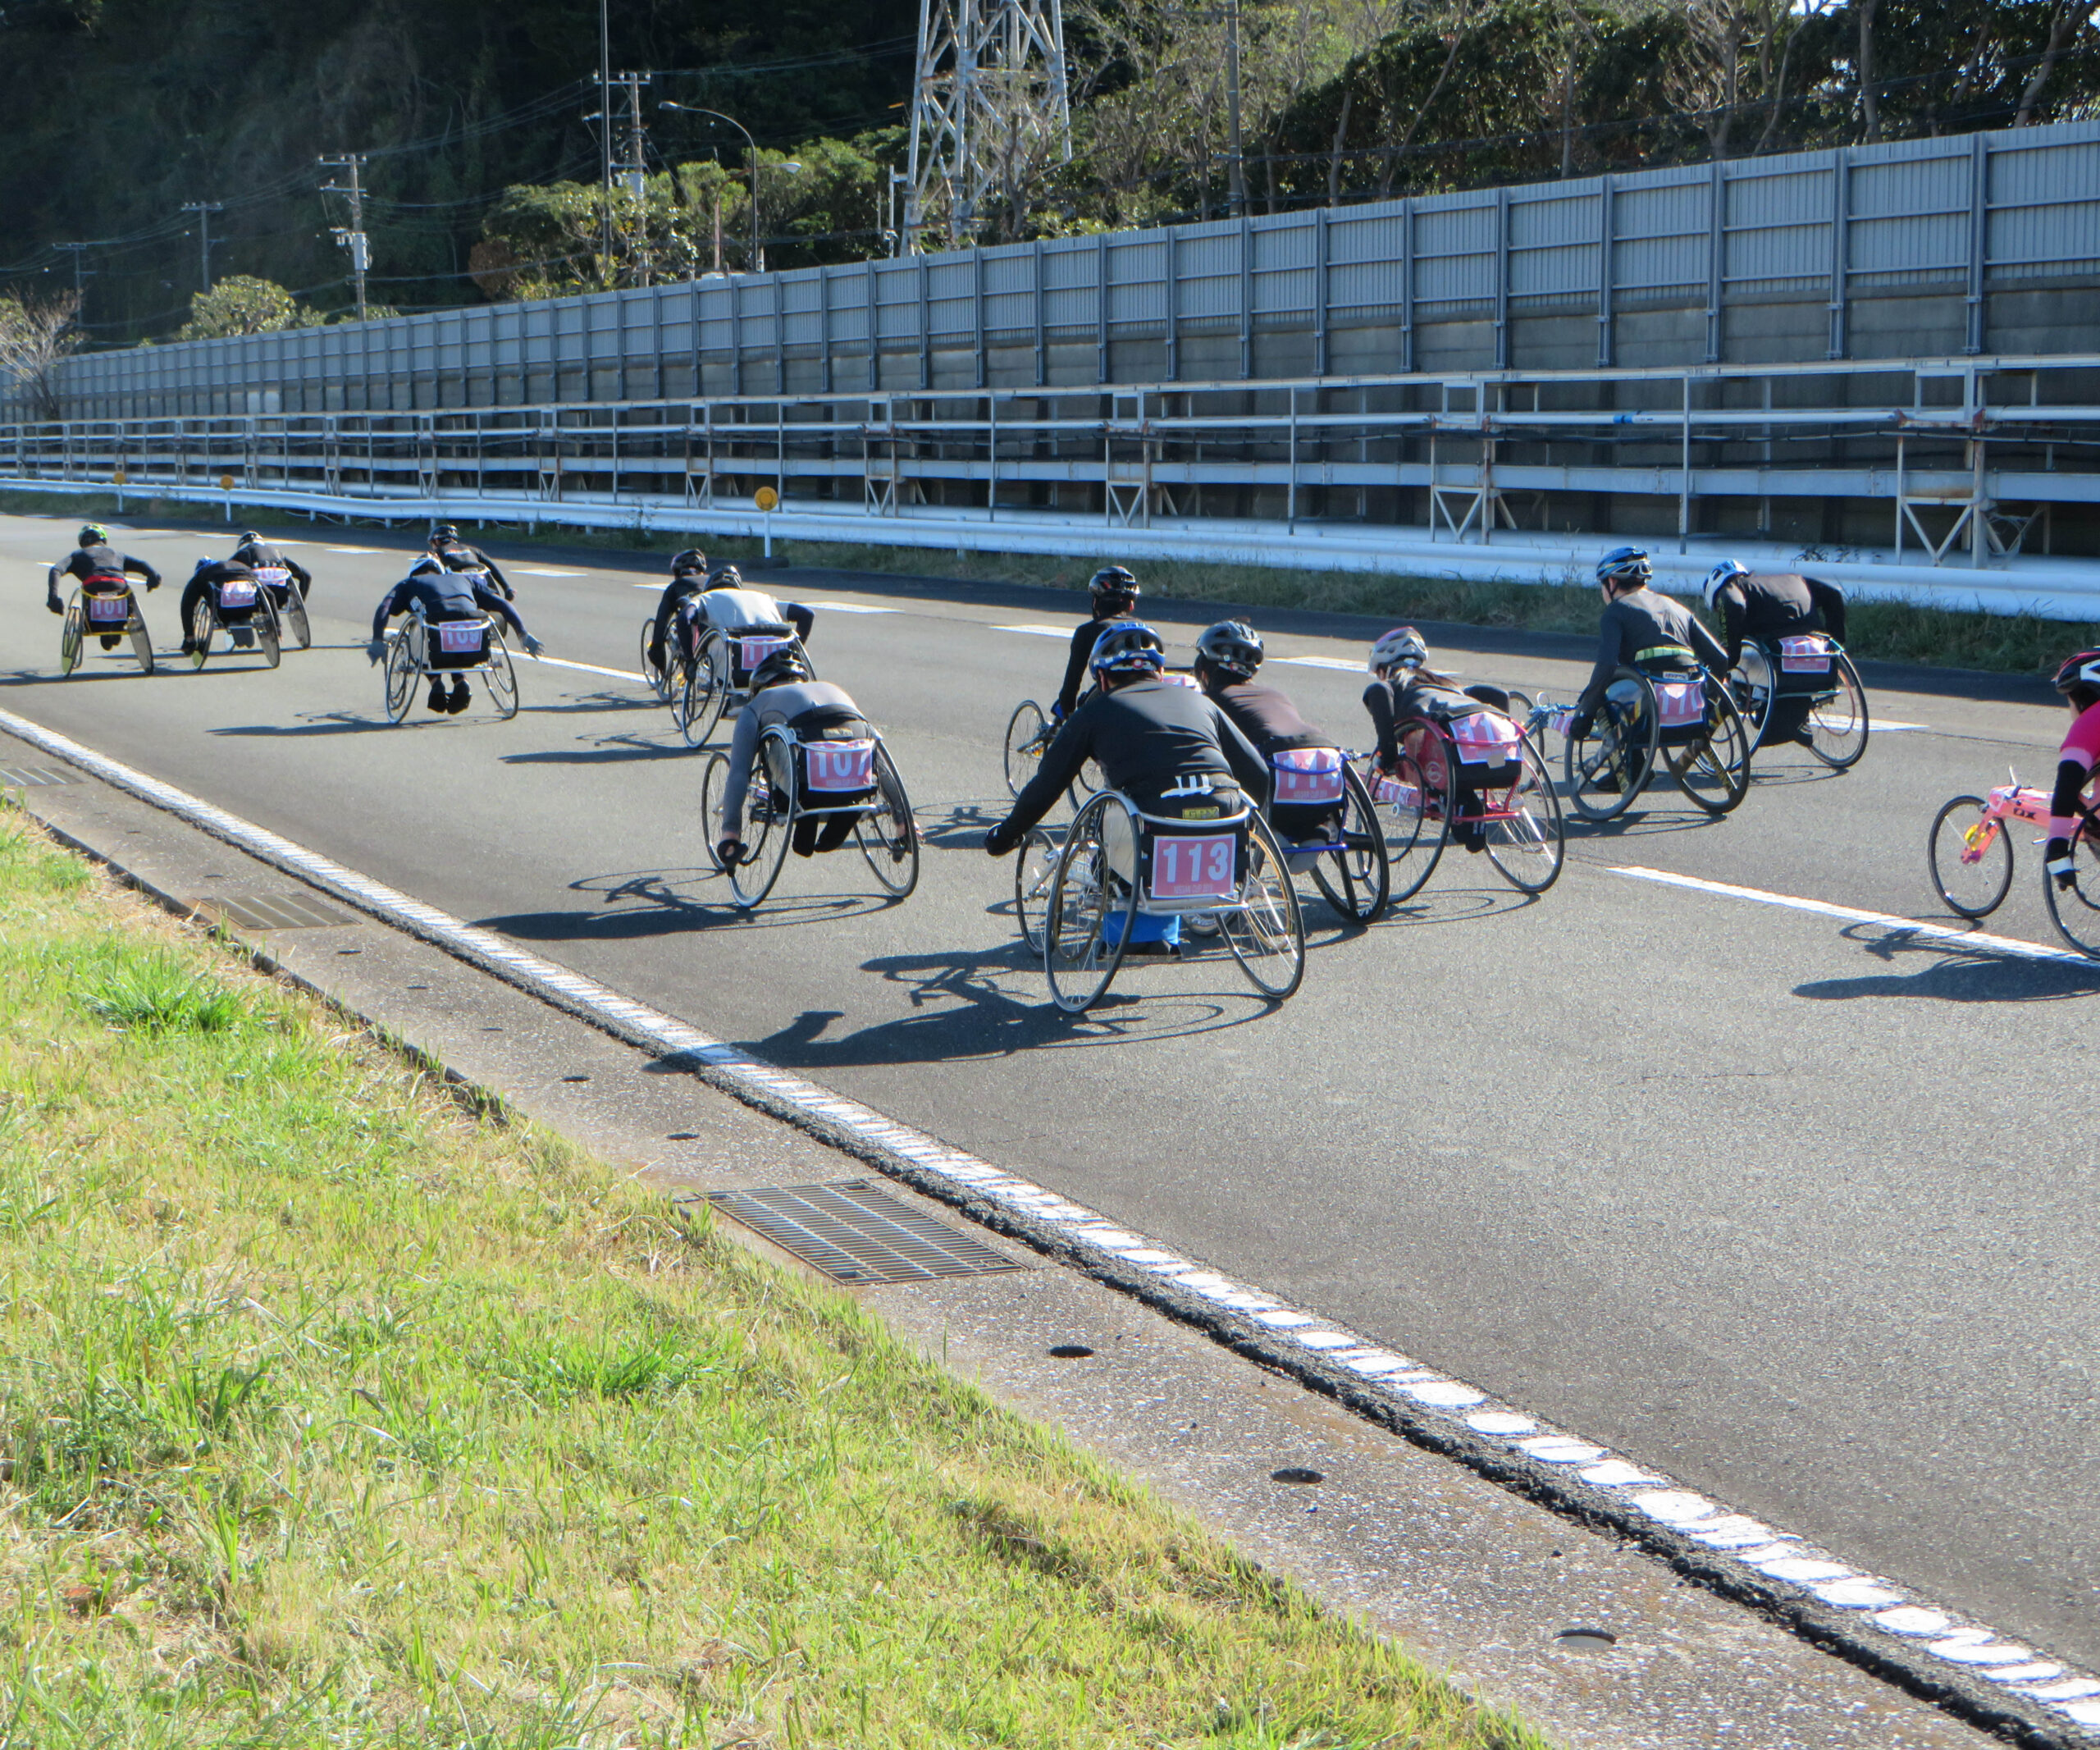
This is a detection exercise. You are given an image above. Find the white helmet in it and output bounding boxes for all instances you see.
[1369,624,1427,675]
[1702,559,1749,610]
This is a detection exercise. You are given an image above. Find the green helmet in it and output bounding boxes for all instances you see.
[79,523,110,547]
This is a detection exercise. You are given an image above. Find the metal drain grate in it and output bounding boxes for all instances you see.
[192,891,356,931]
[702,1181,1027,1284]
[0,765,78,787]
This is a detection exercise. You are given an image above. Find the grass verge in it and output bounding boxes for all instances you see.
[0,804,1543,1750]
[13,486,2080,679]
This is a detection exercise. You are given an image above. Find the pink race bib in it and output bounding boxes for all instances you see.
[437,622,484,655]
[806,739,875,793]
[1652,679,1704,728]
[737,635,789,673]
[253,566,290,587]
[85,594,129,624]
[217,578,258,608]
[1271,747,1344,804]
[1778,634,1833,673]
[1450,712,1522,763]
[1150,834,1237,901]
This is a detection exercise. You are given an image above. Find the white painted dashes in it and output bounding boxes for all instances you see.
[514,567,587,577]
[1280,656,1369,673]
[1,700,2091,1743]
[524,654,649,683]
[993,624,1074,638]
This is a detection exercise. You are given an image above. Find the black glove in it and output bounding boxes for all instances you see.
[45,595,63,616]
[716,837,745,869]
[984,820,1020,858]
[145,578,160,592]
[2046,838,2077,891]
[1566,712,1595,742]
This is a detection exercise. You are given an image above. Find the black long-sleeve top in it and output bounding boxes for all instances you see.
[1206,678,1329,753]
[1362,674,1486,768]
[372,573,528,642]
[433,541,514,599]
[1574,589,1730,722]
[1712,573,1848,669]
[49,543,159,596]
[1057,615,1125,718]
[231,538,312,592]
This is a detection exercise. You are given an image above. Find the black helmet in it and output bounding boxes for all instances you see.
[79,523,109,547]
[751,646,811,689]
[237,529,262,546]
[1195,619,1263,680]
[670,547,706,575]
[1089,620,1166,679]
[2055,650,2100,714]
[429,523,459,544]
[705,564,742,592]
[1596,545,1651,592]
[1089,565,1139,609]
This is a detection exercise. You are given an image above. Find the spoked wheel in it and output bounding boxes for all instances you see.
[1376,751,1450,903]
[281,582,312,651]
[855,742,920,900]
[1015,826,1059,954]
[1044,793,1135,1015]
[486,635,520,720]
[1666,686,1751,816]
[710,738,792,910]
[2043,807,2100,959]
[1807,652,1870,771]
[1504,689,1539,756]
[640,616,669,701]
[189,603,216,670]
[1729,647,1778,754]
[1564,686,1658,822]
[1221,813,1306,1001]
[1928,795,2014,920]
[128,608,154,676]
[1482,742,1566,893]
[58,596,84,677]
[383,635,417,724]
[255,600,282,669]
[1308,763,1390,924]
[680,636,729,748]
[1004,699,1050,798]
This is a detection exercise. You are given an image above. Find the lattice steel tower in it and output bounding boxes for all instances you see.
[903,0,1071,249]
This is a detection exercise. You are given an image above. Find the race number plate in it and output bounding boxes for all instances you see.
[806,738,875,793]
[1778,634,1833,673]
[217,578,258,608]
[436,622,485,655]
[1652,679,1705,728]
[84,594,129,623]
[1372,774,1422,810]
[1271,747,1344,804]
[737,635,789,673]
[1450,712,1522,764]
[1150,833,1237,901]
[253,565,290,587]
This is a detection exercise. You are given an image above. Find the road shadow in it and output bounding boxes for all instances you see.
[502,734,695,765]
[477,865,891,939]
[1367,882,1539,930]
[1793,921,2100,1002]
[212,711,382,737]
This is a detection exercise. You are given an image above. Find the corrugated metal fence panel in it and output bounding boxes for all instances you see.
[1724,158,1829,296]
[1614,171,1707,299]
[926,255,976,341]
[1252,216,1314,320]
[1989,127,2100,278]
[1509,185,1601,305]
[1175,224,1243,323]
[1040,235,1098,333]
[982,244,1036,340]
[1849,145,1966,290]
[1326,207,1408,318]
[1112,233,1169,330]
[1413,194,1495,314]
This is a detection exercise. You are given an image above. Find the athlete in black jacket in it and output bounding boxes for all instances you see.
[428,524,515,600]
[46,524,160,615]
[1702,560,1847,668]
[646,548,710,674]
[177,557,261,656]
[1053,565,1144,718]
[231,530,313,604]
[1570,546,1728,738]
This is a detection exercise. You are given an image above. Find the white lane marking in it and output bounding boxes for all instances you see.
[798,601,897,614]
[2,704,2093,1739]
[516,566,587,577]
[526,654,647,683]
[326,546,379,554]
[1607,865,2093,966]
[994,624,1073,638]
[1281,656,1367,673]
[1875,719,1931,732]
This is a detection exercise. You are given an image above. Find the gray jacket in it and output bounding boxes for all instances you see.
[722,680,865,837]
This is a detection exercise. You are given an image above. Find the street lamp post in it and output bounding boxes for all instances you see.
[660,103,764,272]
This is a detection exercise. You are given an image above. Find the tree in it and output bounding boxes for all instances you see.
[176,276,314,340]
[0,288,80,419]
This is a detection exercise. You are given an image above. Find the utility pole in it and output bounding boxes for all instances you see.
[319,155,371,321]
[54,242,94,306]
[1225,0,1246,217]
[180,201,224,293]
[617,71,653,286]
[597,0,614,260]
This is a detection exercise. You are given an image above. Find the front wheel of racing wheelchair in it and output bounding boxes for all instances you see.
[1563,673,1663,822]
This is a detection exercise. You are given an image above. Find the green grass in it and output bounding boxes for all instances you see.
[15,485,2078,679]
[0,805,1544,1750]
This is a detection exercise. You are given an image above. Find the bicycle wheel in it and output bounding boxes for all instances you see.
[680,636,728,748]
[1730,646,1777,754]
[1376,750,1450,903]
[1564,684,1658,822]
[1308,762,1390,924]
[727,736,794,910]
[1015,826,1059,954]
[128,605,154,676]
[1807,651,1869,771]
[486,634,520,720]
[1928,795,2013,920]
[855,742,920,899]
[383,635,416,724]
[1222,813,1306,1001]
[1004,699,1049,799]
[281,582,312,651]
[2043,809,2100,958]
[1483,742,1566,893]
[1667,685,1751,816]
[1044,793,1134,1015]
[255,600,281,669]
[640,616,668,700]
[189,602,215,669]
[58,596,83,677]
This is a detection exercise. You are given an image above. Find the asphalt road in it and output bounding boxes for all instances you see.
[11,512,2096,1674]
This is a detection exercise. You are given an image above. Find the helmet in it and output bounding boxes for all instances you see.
[1089,620,1166,679]
[1702,559,1749,609]
[237,529,262,546]
[705,564,743,592]
[409,554,446,577]
[1596,545,1651,592]
[1089,565,1139,609]
[79,523,109,547]
[1368,624,1427,675]
[429,523,459,544]
[751,646,811,689]
[1195,619,1263,679]
[2054,651,2100,713]
[670,548,707,575]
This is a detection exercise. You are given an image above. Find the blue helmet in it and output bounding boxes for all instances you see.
[1089,620,1165,679]
[1597,546,1651,591]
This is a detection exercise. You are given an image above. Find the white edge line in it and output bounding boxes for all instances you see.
[992,624,1073,637]
[2,698,2093,1739]
[525,654,648,683]
[1608,864,2094,966]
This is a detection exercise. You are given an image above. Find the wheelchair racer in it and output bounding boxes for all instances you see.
[366,555,541,715]
[177,554,262,657]
[1704,558,1849,746]
[985,622,1270,956]
[231,529,313,610]
[714,647,875,866]
[1568,546,1730,788]
[1363,625,1515,852]
[2044,651,2100,891]
[1053,565,1143,720]
[427,524,516,601]
[46,525,161,643]
[691,563,815,656]
[645,547,710,678]
[1192,620,1344,844]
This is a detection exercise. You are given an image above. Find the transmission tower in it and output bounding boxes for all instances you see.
[903,0,1071,251]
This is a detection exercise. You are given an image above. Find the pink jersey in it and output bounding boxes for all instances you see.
[2049,701,2100,839]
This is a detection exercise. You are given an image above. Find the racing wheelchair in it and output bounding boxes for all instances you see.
[677,619,814,748]
[58,574,154,678]
[251,563,312,651]
[380,610,520,724]
[701,724,918,910]
[1014,789,1306,1013]
[1539,665,1751,823]
[1727,633,1869,769]
[189,569,282,670]
[1267,745,1391,923]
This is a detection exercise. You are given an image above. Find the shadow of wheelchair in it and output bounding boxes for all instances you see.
[1792,919,2100,1004]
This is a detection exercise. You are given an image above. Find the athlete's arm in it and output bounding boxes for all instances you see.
[1362,682,1399,767]
[720,706,763,841]
[1212,706,1271,806]
[1806,578,1847,646]
[473,549,514,598]
[994,708,1096,848]
[1687,609,1730,674]
[1719,587,1746,671]
[1055,623,1098,718]
[1570,609,1626,729]
[783,603,815,645]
